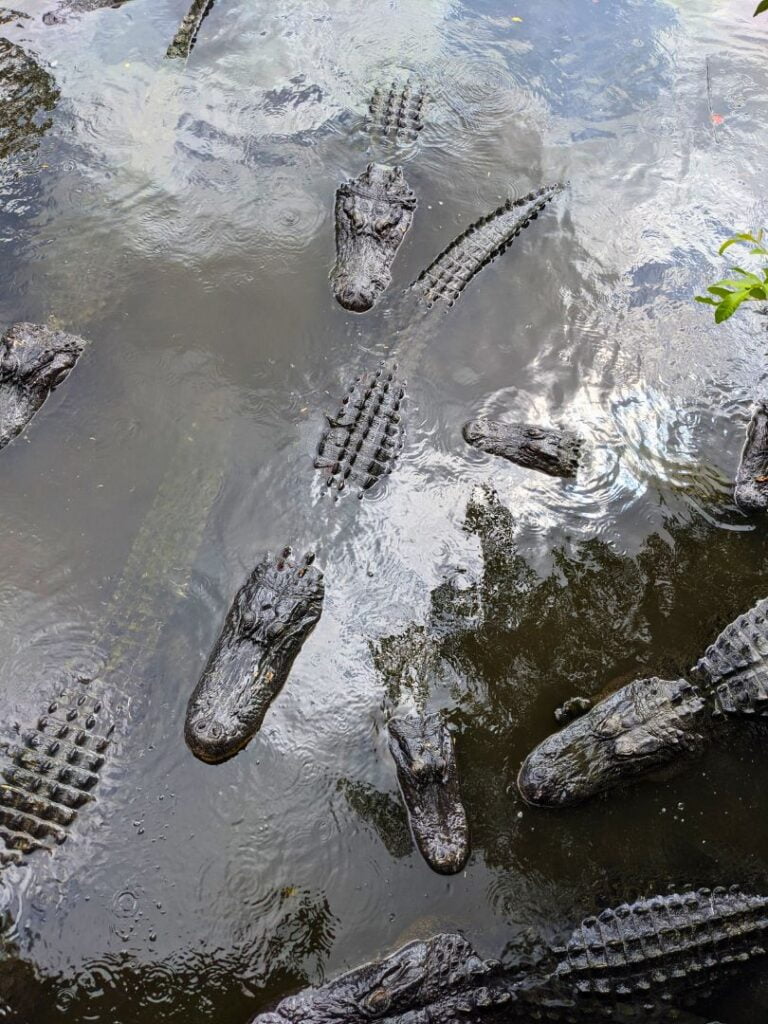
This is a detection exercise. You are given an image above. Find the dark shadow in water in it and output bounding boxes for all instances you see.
[0,885,337,1023]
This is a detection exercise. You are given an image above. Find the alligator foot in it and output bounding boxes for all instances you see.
[0,323,86,452]
[331,163,416,312]
[166,0,216,58]
[554,695,593,724]
[185,549,324,763]
[416,183,565,308]
[366,79,427,143]
[463,419,583,478]
[517,677,710,807]
[315,365,405,496]
[734,400,768,513]
[387,712,469,874]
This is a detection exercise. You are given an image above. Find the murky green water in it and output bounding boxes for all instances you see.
[0,0,767,1020]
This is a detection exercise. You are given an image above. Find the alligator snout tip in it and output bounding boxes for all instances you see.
[516,754,569,808]
[430,837,470,875]
[334,281,377,313]
[185,717,240,764]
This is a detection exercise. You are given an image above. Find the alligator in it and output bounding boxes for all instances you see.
[166,0,216,59]
[331,81,564,312]
[0,35,59,161]
[0,410,226,863]
[518,595,768,808]
[184,549,325,763]
[463,419,584,479]
[734,399,768,513]
[253,886,765,1023]
[388,712,469,875]
[42,0,131,24]
[0,323,86,453]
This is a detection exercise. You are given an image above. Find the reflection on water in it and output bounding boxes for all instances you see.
[0,0,767,1020]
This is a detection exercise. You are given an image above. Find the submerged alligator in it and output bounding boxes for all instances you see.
[0,407,226,864]
[0,323,86,454]
[42,0,131,24]
[254,886,763,1023]
[463,419,584,479]
[518,595,768,808]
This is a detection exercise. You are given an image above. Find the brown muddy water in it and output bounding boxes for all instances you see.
[0,0,767,1021]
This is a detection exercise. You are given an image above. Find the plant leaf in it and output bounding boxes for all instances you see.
[755,0,768,16]
[695,296,719,306]
[750,247,768,256]
[715,294,745,322]
[749,286,767,300]
[706,286,735,298]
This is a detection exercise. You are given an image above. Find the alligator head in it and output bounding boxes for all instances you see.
[734,400,768,513]
[517,677,710,807]
[387,712,470,874]
[185,549,324,763]
[331,163,416,313]
[252,933,499,1023]
[0,323,86,450]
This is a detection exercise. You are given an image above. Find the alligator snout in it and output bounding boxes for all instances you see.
[334,277,379,313]
[185,717,235,764]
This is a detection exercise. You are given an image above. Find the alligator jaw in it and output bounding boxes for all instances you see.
[184,549,324,764]
[734,400,768,513]
[331,163,416,313]
[388,713,470,874]
[517,677,709,807]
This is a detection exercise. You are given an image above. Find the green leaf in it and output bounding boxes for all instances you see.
[750,247,768,256]
[749,286,768,300]
[695,296,719,306]
[731,266,762,282]
[755,0,768,16]
[715,295,743,322]
[706,286,736,298]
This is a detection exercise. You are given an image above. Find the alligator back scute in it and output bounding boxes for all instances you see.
[554,888,768,1001]
[416,184,565,308]
[694,597,768,716]
[367,80,427,142]
[315,365,406,496]
[0,685,112,862]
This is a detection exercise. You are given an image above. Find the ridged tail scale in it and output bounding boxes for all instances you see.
[694,596,768,717]
[551,887,768,1001]
[315,366,406,496]
[366,80,427,143]
[0,684,112,863]
[166,0,216,59]
[416,183,565,307]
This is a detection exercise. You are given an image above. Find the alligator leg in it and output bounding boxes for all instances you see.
[387,712,469,874]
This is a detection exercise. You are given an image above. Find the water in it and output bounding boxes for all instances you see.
[0,0,767,1019]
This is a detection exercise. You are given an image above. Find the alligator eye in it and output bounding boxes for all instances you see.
[363,987,390,1014]
[348,208,364,228]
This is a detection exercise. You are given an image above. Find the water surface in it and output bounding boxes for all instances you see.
[1,0,768,1020]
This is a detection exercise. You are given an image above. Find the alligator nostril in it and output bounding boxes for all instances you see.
[336,285,375,313]
[195,719,223,740]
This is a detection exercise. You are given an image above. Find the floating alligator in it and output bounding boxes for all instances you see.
[331,81,564,313]
[0,323,85,454]
[518,595,768,808]
[185,549,325,764]
[253,885,763,1023]
[166,0,216,59]
[0,409,225,864]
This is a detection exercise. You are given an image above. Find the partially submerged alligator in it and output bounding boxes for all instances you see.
[518,595,768,808]
[463,419,584,479]
[734,399,768,513]
[185,549,324,763]
[0,414,225,863]
[254,886,765,1023]
[166,0,216,60]
[331,81,564,313]
[42,0,131,24]
[0,323,86,453]
[388,712,469,875]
